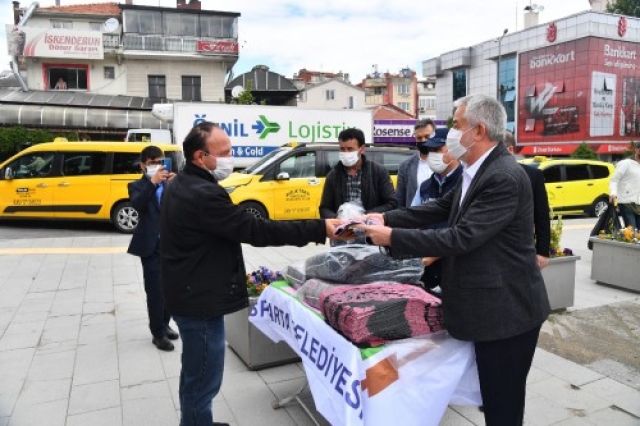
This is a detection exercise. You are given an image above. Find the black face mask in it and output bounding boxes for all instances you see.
[418,145,430,155]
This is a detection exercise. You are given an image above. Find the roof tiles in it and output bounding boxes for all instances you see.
[38,2,121,15]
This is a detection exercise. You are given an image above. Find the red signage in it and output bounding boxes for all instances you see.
[519,145,578,155]
[196,40,238,54]
[619,17,627,37]
[518,37,640,145]
[547,23,557,43]
[596,143,631,154]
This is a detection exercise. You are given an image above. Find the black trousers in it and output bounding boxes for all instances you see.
[474,325,542,426]
[141,249,171,338]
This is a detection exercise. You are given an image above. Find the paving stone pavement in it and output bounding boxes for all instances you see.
[0,234,638,426]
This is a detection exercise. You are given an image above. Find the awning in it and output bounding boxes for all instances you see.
[596,143,632,154]
[519,145,578,155]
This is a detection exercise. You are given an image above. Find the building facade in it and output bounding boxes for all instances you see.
[423,10,640,159]
[296,78,365,110]
[361,67,419,117]
[3,1,240,138]
[417,77,437,120]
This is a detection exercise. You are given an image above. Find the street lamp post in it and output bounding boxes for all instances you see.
[496,28,509,102]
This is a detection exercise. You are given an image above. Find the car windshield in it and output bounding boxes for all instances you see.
[242,148,291,174]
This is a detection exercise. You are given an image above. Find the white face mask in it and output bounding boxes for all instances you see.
[145,165,160,179]
[427,152,449,174]
[212,156,234,180]
[446,127,476,160]
[339,151,359,167]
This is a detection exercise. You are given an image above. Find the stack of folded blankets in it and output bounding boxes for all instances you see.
[304,245,423,284]
[319,283,445,347]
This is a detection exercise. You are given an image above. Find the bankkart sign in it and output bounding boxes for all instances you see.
[8,27,103,60]
[518,37,640,144]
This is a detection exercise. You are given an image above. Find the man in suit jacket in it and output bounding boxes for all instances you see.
[396,119,435,207]
[503,131,551,268]
[127,145,178,351]
[355,94,551,426]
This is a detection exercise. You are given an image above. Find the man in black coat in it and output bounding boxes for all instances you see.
[319,128,397,219]
[354,95,550,426]
[127,145,178,351]
[160,122,339,426]
[503,131,551,268]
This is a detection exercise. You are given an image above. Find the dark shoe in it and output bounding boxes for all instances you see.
[165,326,179,340]
[152,336,174,351]
[212,423,230,426]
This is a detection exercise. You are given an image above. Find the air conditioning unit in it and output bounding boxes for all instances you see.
[419,108,425,113]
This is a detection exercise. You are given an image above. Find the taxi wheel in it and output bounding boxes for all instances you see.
[241,201,268,220]
[590,197,608,218]
[112,201,139,233]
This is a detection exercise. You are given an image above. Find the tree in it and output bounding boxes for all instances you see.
[570,142,598,160]
[606,0,640,16]
[236,79,255,105]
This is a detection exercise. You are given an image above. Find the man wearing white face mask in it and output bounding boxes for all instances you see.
[127,145,178,351]
[414,127,463,206]
[354,94,550,426]
[319,128,397,220]
[160,122,341,426]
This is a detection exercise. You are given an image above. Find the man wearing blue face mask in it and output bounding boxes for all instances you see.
[319,128,397,220]
[354,94,550,426]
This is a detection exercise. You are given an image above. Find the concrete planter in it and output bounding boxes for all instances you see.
[590,237,640,292]
[225,297,300,370]
[541,255,580,311]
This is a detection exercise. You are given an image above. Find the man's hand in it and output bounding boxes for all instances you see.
[536,255,549,269]
[609,194,617,204]
[362,213,385,224]
[352,224,392,246]
[151,165,170,185]
[325,219,343,238]
[422,256,440,267]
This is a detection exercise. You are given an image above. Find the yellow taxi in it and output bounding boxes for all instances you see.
[221,143,413,220]
[0,139,184,232]
[519,156,614,216]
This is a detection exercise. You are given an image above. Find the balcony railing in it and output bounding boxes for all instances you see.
[122,34,236,54]
[103,35,120,50]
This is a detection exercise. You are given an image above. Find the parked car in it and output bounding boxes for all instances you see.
[519,156,614,217]
[0,139,184,233]
[220,142,414,220]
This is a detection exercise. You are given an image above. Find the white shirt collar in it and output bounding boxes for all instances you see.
[463,145,497,180]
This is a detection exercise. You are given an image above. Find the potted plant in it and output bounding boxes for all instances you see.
[224,267,301,370]
[590,226,640,292]
[541,213,581,310]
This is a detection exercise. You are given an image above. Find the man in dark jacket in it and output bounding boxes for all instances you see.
[355,95,550,426]
[396,119,435,207]
[503,131,551,268]
[319,128,397,219]
[127,145,178,351]
[160,122,338,426]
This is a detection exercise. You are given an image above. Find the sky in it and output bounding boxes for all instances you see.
[1,0,593,82]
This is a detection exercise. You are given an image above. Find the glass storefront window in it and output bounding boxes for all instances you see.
[498,56,516,131]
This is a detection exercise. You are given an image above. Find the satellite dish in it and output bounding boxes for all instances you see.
[103,18,119,33]
[231,85,244,98]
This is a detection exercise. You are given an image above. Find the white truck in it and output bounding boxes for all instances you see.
[151,102,374,169]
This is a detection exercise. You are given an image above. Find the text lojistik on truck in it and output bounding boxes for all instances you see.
[148,103,374,169]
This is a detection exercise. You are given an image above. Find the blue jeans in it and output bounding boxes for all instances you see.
[173,315,225,426]
[619,204,640,230]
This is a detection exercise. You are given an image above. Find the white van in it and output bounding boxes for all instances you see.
[125,129,172,144]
